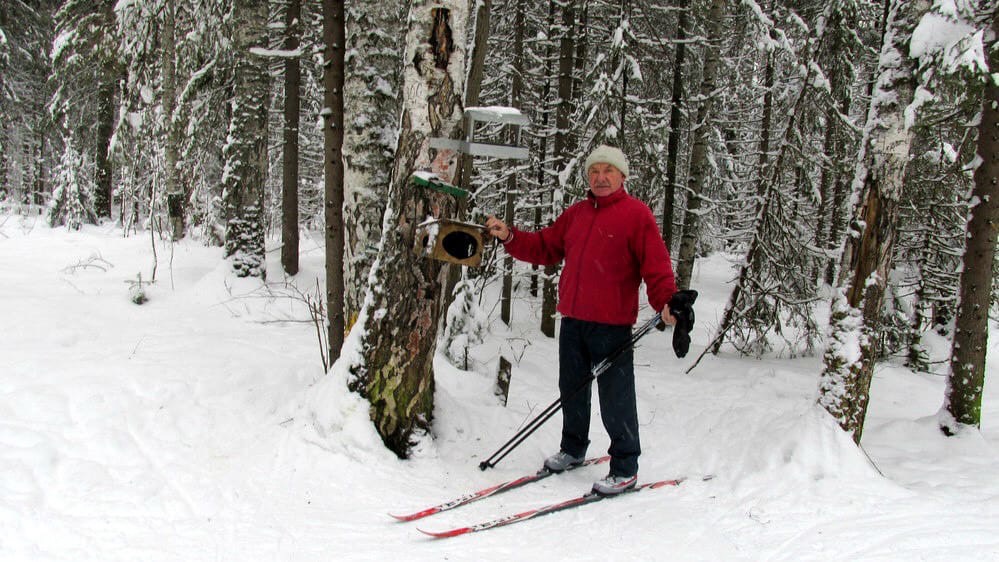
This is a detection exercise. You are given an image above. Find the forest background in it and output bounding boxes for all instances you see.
[1,0,997,462]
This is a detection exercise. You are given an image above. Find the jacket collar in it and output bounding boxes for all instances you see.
[586,187,629,208]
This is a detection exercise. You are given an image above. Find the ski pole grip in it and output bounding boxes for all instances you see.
[655,312,667,331]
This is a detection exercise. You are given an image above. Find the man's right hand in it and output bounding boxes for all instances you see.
[485,216,511,242]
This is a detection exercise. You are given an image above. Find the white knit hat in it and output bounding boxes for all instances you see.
[584,145,629,177]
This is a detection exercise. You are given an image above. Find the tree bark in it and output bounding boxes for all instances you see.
[281,0,302,276]
[661,0,689,249]
[944,7,999,432]
[531,1,558,300]
[817,0,929,443]
[163,1,183,240]
[674,0,725,290]
[815,4,860,287]
[92,1,116,221]
[756,38,773,204]
[348,1,469,457]
[323,0,346,361]
[222,0,270,279]
[501,0,526,327]
[541,0,576,338]
[93,75,115,220]
[342,2,407,324]
[617,0,629,152]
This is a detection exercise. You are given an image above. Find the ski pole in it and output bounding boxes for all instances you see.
[478,312,667,471]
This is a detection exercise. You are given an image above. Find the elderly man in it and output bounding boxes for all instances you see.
[485,145,677,495]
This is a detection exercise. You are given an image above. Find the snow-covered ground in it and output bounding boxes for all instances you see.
[1,215,997,561]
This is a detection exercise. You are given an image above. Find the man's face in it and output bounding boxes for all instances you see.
[587,163,625,197]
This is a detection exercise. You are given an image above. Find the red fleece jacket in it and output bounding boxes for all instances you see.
[502,189,677,325]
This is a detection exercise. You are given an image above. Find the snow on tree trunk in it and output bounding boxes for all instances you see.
[222,0,269,279]
[944,8,999,432]
[817,0,929,444]
[348,0,469,457]
[162,1,184,240]
[673,0,725,290]
[342,2,408,324]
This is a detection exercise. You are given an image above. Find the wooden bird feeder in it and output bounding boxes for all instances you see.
[429,106,530,160]
[414,218,487,268]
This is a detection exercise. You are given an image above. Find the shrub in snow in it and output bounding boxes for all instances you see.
[442,279,489,370]
[127,273,148,305]
[47,143,97,230]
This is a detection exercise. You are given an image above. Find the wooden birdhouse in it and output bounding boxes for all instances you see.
[414,218,486,268]
[429,106,530,160]
[411,106,530,268]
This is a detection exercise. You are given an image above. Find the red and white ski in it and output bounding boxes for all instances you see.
[389,456,610,522]
[418,477,687,539]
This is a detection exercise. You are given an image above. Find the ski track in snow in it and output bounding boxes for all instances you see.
[1,218,997,561]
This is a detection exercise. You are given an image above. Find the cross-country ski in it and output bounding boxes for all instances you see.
[418,478,687,539]
[389,456,609,522]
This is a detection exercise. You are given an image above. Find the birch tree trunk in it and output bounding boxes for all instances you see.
[163,1,183,240]
[674,0,725,290]
[324,0,346,362]
[817,0,930,443]
[943,8,999,432]
[281,0,302,276]
[222,0,269,279]
[342,2,407,322]
[348,0,469,457]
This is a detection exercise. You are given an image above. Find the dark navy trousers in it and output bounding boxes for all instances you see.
[558,317,640,478]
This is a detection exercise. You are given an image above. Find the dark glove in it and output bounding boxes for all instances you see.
[667,289,698,358]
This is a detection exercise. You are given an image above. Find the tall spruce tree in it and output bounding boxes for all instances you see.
[943,4,998,432]
[323,0,346,363]
[281,0,303,275]
[49,0,120,224]
[0,0,57,207]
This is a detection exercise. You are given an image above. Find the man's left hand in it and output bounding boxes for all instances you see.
[661,308,677,326]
